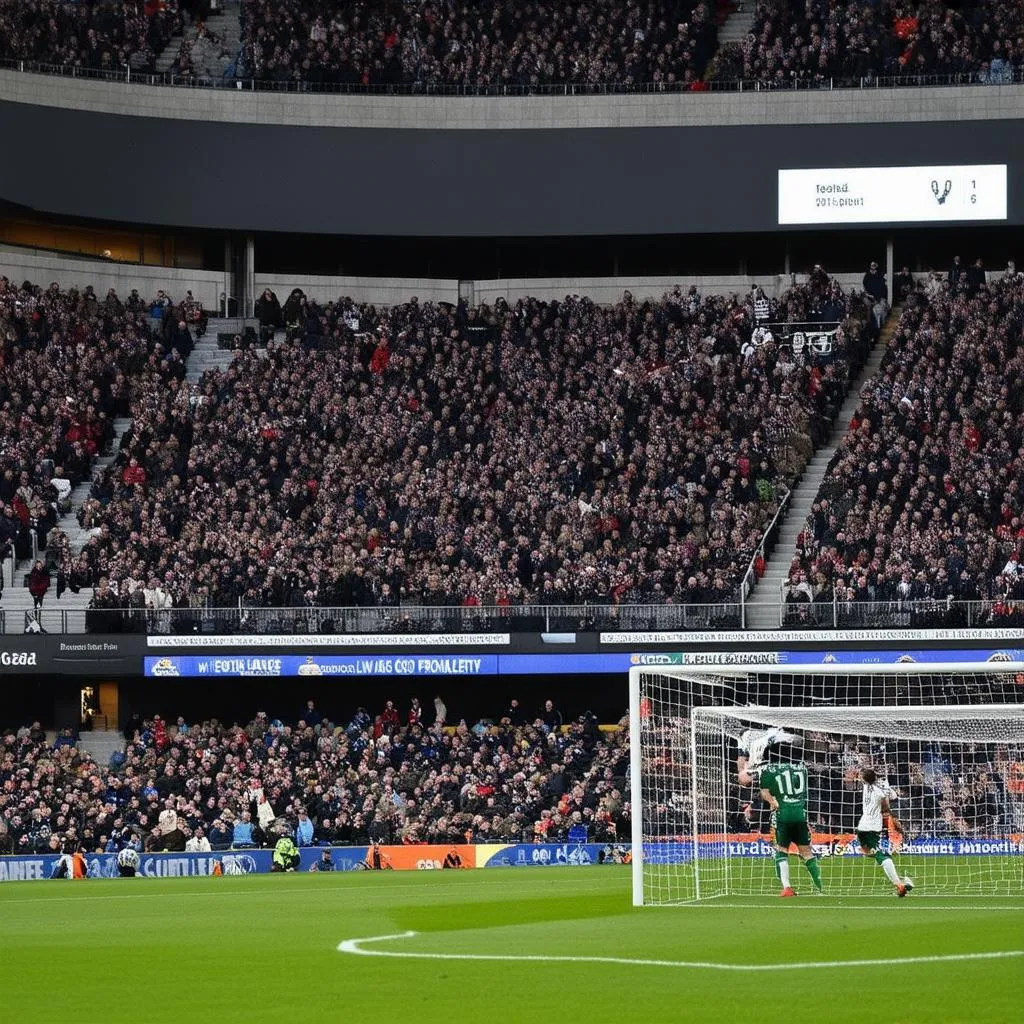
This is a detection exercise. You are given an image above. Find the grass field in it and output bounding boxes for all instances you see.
[1,867,1021,1024]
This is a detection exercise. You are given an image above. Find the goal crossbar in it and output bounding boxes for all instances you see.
[693,704,1024,742]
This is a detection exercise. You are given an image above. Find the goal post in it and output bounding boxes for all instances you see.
[629,663,1024,905]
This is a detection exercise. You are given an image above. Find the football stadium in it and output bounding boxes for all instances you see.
[0,2,1023,1022]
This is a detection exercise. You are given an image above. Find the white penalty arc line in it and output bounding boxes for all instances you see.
[337,932,1024,972]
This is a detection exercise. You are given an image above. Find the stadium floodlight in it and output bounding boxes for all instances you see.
[629,664,1024,905]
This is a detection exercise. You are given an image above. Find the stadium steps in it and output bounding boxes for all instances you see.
[77,729,126,767]
[155,3,241,80]
[185,317,252,382]
[741,306,902,629]
[2,418,134,635]
[718,3,756,44]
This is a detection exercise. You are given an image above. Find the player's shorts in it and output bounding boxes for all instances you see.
[774,819,811,849]
[856,830,882,853]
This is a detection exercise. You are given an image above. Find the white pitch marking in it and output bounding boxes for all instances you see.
[337,931,1024,971]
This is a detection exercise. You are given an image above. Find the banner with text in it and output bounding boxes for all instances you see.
[145,648,1024,678]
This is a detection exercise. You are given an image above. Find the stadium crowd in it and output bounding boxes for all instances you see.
[65,275,868,621]
[0,0,182,72]
[0,698,629,855]
[711,0,1024,86]
[239,0,718,90]
[4,0,1024,89]
[785,263,1024,625]
[0,276,193,580]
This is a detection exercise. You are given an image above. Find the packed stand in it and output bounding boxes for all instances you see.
[785,261,1024,628]
[239,0,717,91]
[0,278,194,607]
[710,0,1024,86]
[0,698,630,857]
[0,0,182,72]
[75,276,872,631]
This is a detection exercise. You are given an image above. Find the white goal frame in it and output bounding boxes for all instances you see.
[628,661,1024,906]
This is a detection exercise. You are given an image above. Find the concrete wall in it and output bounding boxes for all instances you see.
[0,246,864,309]
[0,246,226,310]
[254,275,459,306]
[257,272,865,307]
[2,69,1023,130]
[470,275,780,305]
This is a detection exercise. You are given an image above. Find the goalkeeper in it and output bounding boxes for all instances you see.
[742,732,824,897]
[857,768,913,898]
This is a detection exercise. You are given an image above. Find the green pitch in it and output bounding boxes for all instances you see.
[0,868,1021,1024]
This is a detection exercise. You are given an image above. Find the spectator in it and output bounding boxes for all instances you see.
[433,695,447,727]
[949,255,964,289]
[255,287,283,334]
[862,260,889,328]
[380,701,401,735]
[967,257,987,294]
[542,699,563,733]
[894,266,915,302]
[311,849,335,871]
[28,559,50,611]
[231,811,256,848]
[408,697,423,726]
[295,809,314,847]
[185,827,211,853]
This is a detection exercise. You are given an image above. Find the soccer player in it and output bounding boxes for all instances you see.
[752,745,824,897]
[737,728,799,785]
[857,767,914,897]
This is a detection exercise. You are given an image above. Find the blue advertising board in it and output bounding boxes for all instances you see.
[2,837,1018,883]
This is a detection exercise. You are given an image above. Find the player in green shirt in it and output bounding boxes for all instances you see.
[753,755,824,897]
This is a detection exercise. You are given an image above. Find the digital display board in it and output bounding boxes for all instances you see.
[778,164,1007,224]
[144,649,1024,678]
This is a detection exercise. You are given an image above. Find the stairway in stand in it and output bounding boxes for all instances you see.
[155,1,242,80]
[185,317,254,383]
[717,2,756,45]
[2,418,133,635]
[744,306,902,629]
[77,729,126,768]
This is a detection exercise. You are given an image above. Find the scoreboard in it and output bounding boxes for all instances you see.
[778,164,1007,225]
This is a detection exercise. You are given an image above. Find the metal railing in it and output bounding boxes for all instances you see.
[1,56,1021,96]
[740,491,790,629]
[10,597,1022,635]
[7,602,740,635]
[781,596,1024,630]
[149,602,745,636]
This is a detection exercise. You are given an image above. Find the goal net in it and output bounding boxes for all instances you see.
[629,665,1024,904]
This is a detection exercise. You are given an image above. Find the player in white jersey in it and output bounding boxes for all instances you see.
[856,767,913,897]
[736,728,800,785]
